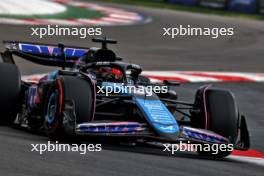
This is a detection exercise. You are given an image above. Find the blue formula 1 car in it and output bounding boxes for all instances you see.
[0,38,250,157]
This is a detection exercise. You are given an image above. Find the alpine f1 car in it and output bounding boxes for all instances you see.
[0,38,250,157]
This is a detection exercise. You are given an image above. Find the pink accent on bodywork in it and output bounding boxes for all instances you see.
[202,85,211,129]
[91,79,96,121]
[57,78,63,114]
[22,74,48,84]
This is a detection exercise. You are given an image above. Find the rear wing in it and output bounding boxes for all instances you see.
[3,41,89,67]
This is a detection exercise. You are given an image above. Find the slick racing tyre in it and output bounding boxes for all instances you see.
[44,76,93,139]
[62,76,93,123]
[0,63,21,125]
[193,88,239,158]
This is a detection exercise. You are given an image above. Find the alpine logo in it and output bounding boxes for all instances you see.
[19,43,88,58]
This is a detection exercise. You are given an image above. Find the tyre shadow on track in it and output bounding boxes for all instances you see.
[100,143,238,162]
[100,143,262,168]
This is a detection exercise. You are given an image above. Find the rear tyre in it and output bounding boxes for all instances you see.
[0,63,21,125]
[193,88,238,158]
[44,76,93,139]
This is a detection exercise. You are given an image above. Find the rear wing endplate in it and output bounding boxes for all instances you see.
[3,41,89,67]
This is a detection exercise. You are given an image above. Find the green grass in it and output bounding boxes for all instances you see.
[89,0,264,21]
[0,5,104,19]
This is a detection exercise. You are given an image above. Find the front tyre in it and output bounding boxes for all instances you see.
[193,87,239,158]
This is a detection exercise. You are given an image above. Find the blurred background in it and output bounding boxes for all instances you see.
[152,0,262,14]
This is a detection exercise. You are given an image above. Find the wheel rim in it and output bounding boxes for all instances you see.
[45,92,58,125]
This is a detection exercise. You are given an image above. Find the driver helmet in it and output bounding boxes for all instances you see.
[96,67,123,82]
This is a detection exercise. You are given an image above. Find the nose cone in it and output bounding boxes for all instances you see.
[134,97,180,140]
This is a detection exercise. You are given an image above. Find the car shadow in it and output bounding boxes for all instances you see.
[7,125,247,164]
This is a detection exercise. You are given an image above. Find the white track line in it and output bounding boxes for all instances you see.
[228,155,264,167]
[0,0,66,15]
[22,71,264,83]
[142,71,264,83]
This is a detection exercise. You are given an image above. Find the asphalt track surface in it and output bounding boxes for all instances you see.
[0,2,263,176]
